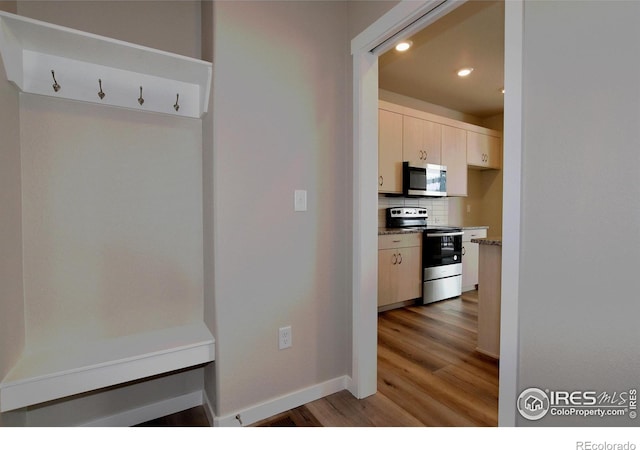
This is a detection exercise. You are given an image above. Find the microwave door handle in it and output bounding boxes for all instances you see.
[426,232,464,237]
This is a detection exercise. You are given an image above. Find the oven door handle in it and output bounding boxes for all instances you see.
[426,232,464,237]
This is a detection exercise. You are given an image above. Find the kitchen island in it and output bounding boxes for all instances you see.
[470,237,502,359]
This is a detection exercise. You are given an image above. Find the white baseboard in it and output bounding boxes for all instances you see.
[80,390,204,427]
[213,375,350,427]
[202,389,215,427]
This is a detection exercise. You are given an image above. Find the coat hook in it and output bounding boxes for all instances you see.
[98,79,105,100]
[51,70,60,92]
[138,86,144,105]
[173,93,180,112]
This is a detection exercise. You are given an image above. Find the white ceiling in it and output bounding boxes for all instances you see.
[379,0,505,118]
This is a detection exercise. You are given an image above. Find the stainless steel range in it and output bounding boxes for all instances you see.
[385,207,463,305]
[421,226,463,304]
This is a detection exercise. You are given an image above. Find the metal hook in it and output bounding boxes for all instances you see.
[51,70,60,92]
[173,93,180,112]
[138,86,144,105]
[98,79,105,100]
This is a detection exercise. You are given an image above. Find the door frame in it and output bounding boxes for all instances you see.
[349,0,523,426]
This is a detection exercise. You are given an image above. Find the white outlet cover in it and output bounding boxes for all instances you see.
[279,326,292,349]
[294,190,307,212]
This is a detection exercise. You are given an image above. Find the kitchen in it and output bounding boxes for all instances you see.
[375,0,505,421]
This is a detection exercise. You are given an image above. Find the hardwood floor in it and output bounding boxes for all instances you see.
[297,296,498,427]
[139,293,498,427]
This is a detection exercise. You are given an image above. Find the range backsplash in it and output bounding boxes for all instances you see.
[378,195,450,228]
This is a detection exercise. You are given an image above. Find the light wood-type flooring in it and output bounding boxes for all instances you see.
[137,291,499,427]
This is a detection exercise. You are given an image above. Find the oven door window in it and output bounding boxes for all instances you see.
[424,235,462,267]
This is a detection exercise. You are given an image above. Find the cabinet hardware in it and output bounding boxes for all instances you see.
[392,253,397,265]
[379,175,383,186]
[173,93,180,111]
[397,252,402,264]
[462,246,466,256]
[392,239,401,243]
[51,70,60,92]
[138,86,144,105]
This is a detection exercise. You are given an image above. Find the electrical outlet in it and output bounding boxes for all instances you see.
[294,190,307,212]
[279,326,292,350]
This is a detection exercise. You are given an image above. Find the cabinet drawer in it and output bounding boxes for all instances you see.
[463,228,487,241]
[379,233,421,250]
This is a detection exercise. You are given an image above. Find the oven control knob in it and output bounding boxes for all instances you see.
[454,255,458,261]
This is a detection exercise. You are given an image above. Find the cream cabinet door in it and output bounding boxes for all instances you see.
[378,248,398,307]
[378,234,422,308]
[441,125,467,196]
[467,131,501,169]
[403,115,441,165]
[378,109,403,194]
[395,245,422,302]
[462,228,487,292]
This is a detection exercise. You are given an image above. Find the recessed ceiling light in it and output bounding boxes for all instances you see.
[457,67,474,77]
[395,40,412,52]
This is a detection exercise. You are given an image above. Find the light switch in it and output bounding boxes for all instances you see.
[294,190,307,212]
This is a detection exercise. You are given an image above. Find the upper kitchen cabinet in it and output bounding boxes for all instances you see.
[402,115,442,165]
[441,125,467,196]
[378,100,502,196]
[0,11,212,118]
[467,131,501,170]
[378,107,403,194]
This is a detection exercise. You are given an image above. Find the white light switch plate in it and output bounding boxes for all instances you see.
[294,190,307,212]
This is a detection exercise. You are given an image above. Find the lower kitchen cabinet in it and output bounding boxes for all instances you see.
[378,233,422,309]
[462,228,487,292]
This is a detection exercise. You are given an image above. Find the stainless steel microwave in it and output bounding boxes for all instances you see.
[402,162,447,197]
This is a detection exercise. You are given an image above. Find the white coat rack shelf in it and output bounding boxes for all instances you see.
[0,323,215,412]
[0,11,211,118]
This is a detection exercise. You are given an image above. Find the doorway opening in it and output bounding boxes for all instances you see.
[351,0,522,426]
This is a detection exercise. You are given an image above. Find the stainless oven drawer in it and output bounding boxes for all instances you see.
[424,263,462,281]
[422,275,462,304]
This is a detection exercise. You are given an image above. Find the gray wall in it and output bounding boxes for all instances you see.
[517,0,640,426]
[208,0,351,416]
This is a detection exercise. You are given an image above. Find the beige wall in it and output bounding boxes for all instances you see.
[517,0,640,426]
[348,0,399,40]
[379,89,485,126]
[20,94,204,348]
[17,0,201,59]
[0,1,16,13]
[209,0,351,416]
[0,1,25,427]
[200,0,216,413]
[0,0,205,426]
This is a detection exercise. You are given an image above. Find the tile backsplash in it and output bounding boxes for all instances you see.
[379,195,450,228]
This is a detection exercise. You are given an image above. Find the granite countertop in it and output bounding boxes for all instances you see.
[471,237,502,246]
[378,227,424,235]
[379,225,489,236]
